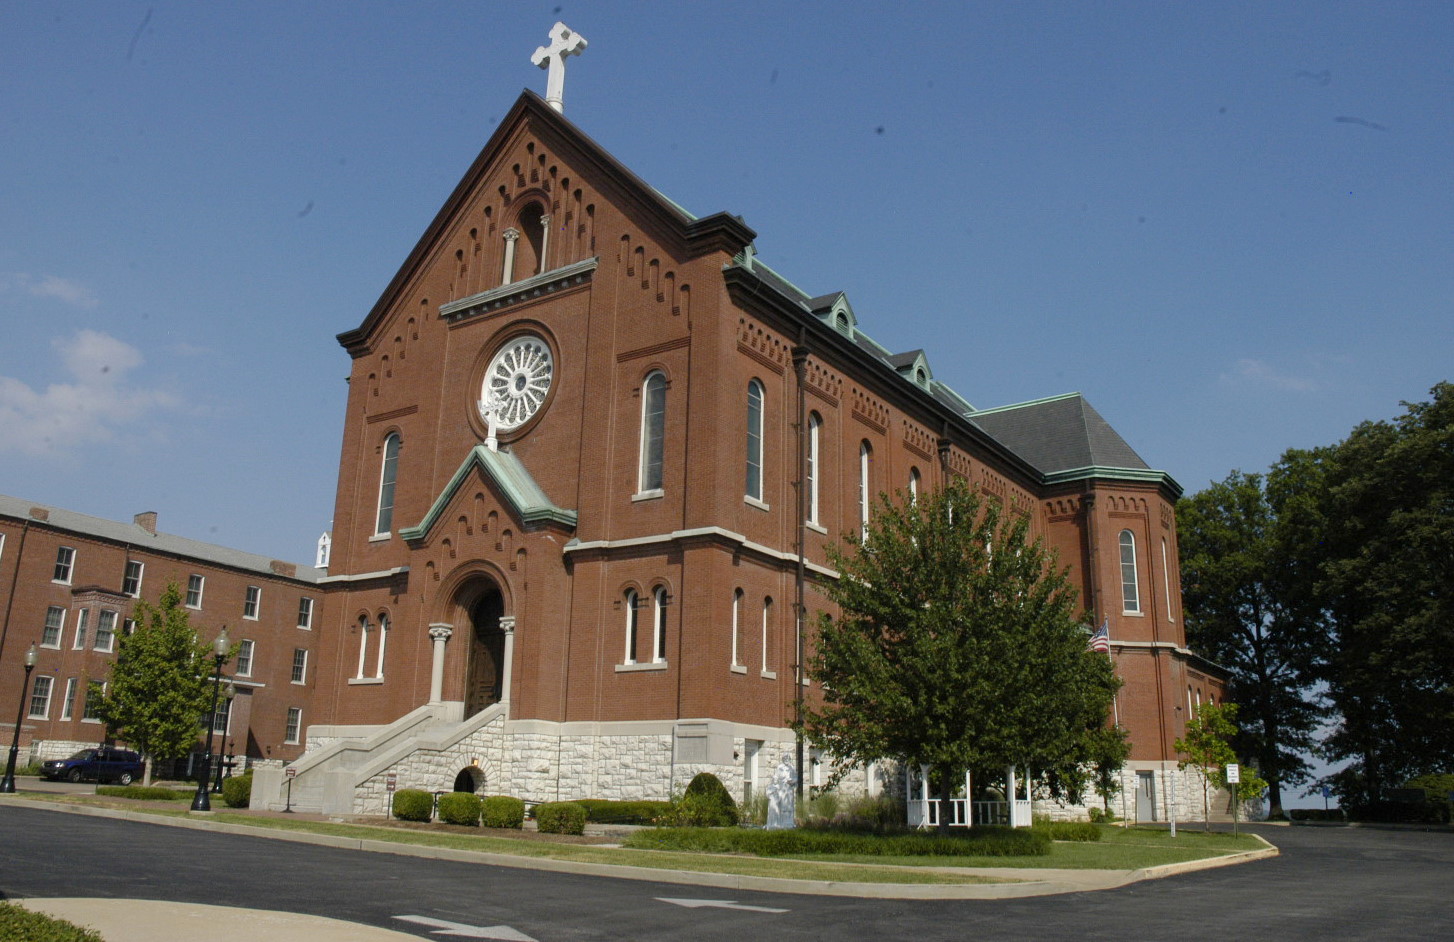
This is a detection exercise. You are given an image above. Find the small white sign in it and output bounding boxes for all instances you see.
[1226,763,1240,784]
[286,767,297,779]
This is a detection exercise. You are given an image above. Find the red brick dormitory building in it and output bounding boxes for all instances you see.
[1,84,1225,820]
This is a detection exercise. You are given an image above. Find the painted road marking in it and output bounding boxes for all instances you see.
[656,897,790,913]
[394,914,539,940]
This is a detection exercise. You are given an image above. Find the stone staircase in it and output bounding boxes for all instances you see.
[251,701,508,815]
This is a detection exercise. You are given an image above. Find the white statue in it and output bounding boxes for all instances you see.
[765,756,797,830]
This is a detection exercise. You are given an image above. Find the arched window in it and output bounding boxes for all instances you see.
[761,596,773,672]
[638,371,666,493]
[746,380,764,501]
[858,441,872,536]
[374,433,400,535]
[374,613,389,679]
[1119,529,1141,614]
[908,467,921,503]
[1162,537,1175,622]
[653,586,668,663]
[623,589,639,665]
[731,589,743,667]
[355,615,370,679]
[806,412,821,525]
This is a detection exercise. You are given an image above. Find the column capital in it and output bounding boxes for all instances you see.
[498,615,516,634]
[502,227,521,243]
[428,623,453,642]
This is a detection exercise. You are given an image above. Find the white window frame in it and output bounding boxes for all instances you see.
[297,597,314,630]
[236,639,255,677]
[652,586,668,664]
[623,589,639,665]
[291,648,308,685]
[1162,537,1175,622]
[72,608,89,650]
[212,695,231,736]
[374,432,401,536]
[284,707,302,745]
[745,380,765,502]
[731,589,744,669]
[60,677,78,721]
[122,560,143,598]
[1119,529,1142,614]
[95,610,118,653]
[243,585,261,620]
[53,546,75,584]
[82,680,105,722]
[374,613,388,679]
[28,675,53,719]
[42,606,65,648]
[806,412,821,526]
[186,574,205,609]
[761,596,774,677]
[637,371,667,496]
[355,617,371,679]
[908,467,921,503]
[858,440,872,537]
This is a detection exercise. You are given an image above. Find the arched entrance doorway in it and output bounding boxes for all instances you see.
[465,584,506,716]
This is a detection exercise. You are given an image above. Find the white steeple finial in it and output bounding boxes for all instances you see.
[531,21,587,113]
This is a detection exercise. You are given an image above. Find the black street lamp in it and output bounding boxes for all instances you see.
[1,645,40,793]
[211,680,236,794]
[190,628,230,812]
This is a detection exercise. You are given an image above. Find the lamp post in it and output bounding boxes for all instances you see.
[190,628,230,812]
[1,645,40,793]
[211,680,236,793]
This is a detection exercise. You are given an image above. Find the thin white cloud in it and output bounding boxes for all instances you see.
[3,273,99,308]
[0,330,180,456]
[1220,358,1320,393]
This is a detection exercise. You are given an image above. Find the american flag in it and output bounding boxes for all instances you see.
[1088,621,1111,655]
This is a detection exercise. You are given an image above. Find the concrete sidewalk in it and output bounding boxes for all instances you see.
[15,898,422,942]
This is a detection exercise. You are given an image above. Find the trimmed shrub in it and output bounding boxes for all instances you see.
[438,792,483,826]
[1288,808,1346,822]
[0,901,104,941]
[682,772,738,825]
[95,785,191,801]
[1032,820,1101,842]
[480,795,526,829]
[573,799,671,825]
[393,788,434,822]
[625,825,1049,858]
[535,801,588,835]
[222,771,253,808]
[1087,806,1118,823]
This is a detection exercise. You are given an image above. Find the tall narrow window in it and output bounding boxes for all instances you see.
[761,596,773,673]
[375,432,401,535]
[297,597,314,630]
[806,412,822,525]
[243,585,261,620]
[212,694,231,736]
[73,609,89,650]
[858,441,872,536]
[53,546,75,584]
[42,607,64,648]
[1161,537,1175,622]
[186,574,205,609]
[731,589,743,667]
[652,587,668,663]
[638,371,666,493]
[291,648,308,684]
[95,611,117,653]
[82,681,103,721]
[374,613,389,679]
[908,467,921,503]
[122,560,143,597]
[1119,529,1141,614]
[28,676,53,719]
[60,677,78,721]
[745,380,764,501]
[623,589,639,665]
[236,639,255,677]
[284,707,302,744]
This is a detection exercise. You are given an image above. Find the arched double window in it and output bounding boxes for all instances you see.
[806,412,822,525]
[745,380,765,501]
[374,433,401,536]
[638,371,666,493]
[374,613,389,679]
[1119,529,1141,614]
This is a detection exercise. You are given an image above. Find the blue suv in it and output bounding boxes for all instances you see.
[40,747,144,785]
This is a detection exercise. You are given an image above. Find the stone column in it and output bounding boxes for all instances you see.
[501,228,520,285]
[498,616,516,709]
[536,215,551,275]
[427,624,452,704]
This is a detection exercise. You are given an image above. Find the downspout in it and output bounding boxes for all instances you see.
[0,520,32,668]
[791,336,809,802]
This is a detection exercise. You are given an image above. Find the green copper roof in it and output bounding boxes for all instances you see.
[399,445,577,542]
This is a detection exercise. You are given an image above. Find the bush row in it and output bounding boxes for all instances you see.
[573,799,672,825]
[624,825,1049,857]
[95,785,191,801]
[0,901,104,941]
[534,801,587,835]
[1031,820,1102,842]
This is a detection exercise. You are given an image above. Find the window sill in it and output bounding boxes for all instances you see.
[81,718,101,725]
[615,661,667,673]
[368,533,391,543]
[730,664,747,674]
[52,580,72,587]
[806,521,828,535]
[631,489,664,503]
[40,643,60,650]
[290,680,307,686]
[243,616,259,622]
[1121,610,1144,617]
[760,669,777,680]
[348,677,384,685]
[27,714,49,721]
[744,496,770,512]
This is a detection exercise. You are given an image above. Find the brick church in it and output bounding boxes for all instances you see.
[2,25,1225,821]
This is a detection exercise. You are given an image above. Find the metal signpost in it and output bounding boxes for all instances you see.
[283,766,297,814]
[1226,763,1240,835]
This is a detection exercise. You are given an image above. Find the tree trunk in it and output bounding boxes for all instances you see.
[937,765,953,837]
[1202,772,1211,832]
[142,754,154,788]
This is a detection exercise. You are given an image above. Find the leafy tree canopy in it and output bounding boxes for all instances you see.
[805,479,1118,830]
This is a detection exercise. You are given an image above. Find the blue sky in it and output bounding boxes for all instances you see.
[3,1,1450,567]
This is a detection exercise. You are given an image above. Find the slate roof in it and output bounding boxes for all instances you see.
[0,494,323,583]
[967,393,1150,476]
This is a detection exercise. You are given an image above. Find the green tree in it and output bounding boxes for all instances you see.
[1174,701,1239,830]
[1088,724,1133,817]
[1177,469,1326,816]
[1312,384,1454,805]
[95,583,221,786]
[805,479,1118,834]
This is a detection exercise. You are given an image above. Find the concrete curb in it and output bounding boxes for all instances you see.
[1,795,1275,900]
